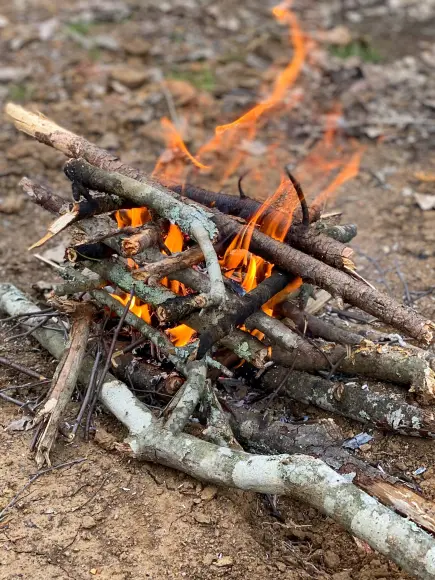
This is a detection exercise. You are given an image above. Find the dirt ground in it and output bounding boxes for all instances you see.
[1,1,435,579]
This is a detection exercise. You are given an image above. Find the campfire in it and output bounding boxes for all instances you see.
[2,3,435,577]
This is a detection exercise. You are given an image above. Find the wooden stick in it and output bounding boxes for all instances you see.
[64,158,226,307]
[133,245,204,282]
[260,367,435,437]
[2,282,435,577]
[8,105,354,268]
[31,303,94,468]
[230,406,435,533]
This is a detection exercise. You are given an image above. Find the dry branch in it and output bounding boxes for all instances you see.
[77,261,269,368]
[208,207,435,345]
[230,406,435,533]
[31,303,93,467]
[112,354,184,396]
[64,158,226,306]
[260,368,435,436]
[2,282,435,578]
[163,361,207,434]
[121,226,160,256]
[10,105,354,270]
[272,340,435,402]
[134,245,204,282]
[280,301,364,345]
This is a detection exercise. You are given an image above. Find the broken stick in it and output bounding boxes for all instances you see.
[1,282,435,579]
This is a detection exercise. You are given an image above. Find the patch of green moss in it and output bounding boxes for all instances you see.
[169,67,216,92]
[330,40,382,63]
[8,84,34,103]
[65,21,93,36]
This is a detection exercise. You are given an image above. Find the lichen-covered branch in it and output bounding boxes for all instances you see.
[163,361,207,434]
[2,282,435,578]
[64,158,226,306]
[271,341,435,402]
[260,367,435,436]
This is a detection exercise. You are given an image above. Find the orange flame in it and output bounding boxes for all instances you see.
[166,324,196,347]
[156,117,210,172]
[112,293,152,325]
[215,1,305,136]
[107,1,363,353]
[312,148,363,208]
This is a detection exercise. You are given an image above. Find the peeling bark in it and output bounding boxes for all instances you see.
[2,281,435,578]
[260,367,435,436]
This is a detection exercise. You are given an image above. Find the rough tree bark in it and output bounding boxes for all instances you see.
[1,282,435,579]
[259,367,435,437]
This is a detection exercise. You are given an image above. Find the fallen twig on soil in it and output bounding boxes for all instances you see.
[1,282,435,578]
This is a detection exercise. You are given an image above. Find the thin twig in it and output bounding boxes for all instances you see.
[5,317,49,342]
[0,308,56,322]
[0,379,51,393]
[0,356,47,380]
[85,291,134,437]
[0,391,34,407]
[71,347,102,439]
[285,166,309,227]
[0,458,86,521]
[33,253,64,270]
[395,259,412,306]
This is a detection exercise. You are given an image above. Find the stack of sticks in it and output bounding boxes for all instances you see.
[3,103,435,579]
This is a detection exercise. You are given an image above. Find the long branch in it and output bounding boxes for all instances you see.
[64,158,226,306]
[7,104,354,270]
[3,282,435,578]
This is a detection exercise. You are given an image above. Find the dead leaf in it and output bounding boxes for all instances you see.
[414,171,435,182]
[414,192,435,211]
[6,415,33,431]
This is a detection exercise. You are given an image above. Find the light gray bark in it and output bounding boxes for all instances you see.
[2,283,435,578]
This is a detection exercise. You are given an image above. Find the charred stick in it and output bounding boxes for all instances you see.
[259,367,435,437]
[209,207,435,346]
[229,406,435,534]
[171,183,320,227]
[285,167,309,227]
[65,243,116,263]
[202,383,242,449]
[280,302,364,345]
[191,271,294,358]
[71,347,102,439]
[112,354,184,396]
[64,159,226,306]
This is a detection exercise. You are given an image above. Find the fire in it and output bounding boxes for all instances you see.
[112,293,152,325]
[215,1,305,136]
[166,324,196,347]
[107,1,362,353]
[312,148,363,209]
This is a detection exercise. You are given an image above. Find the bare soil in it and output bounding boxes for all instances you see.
[1,1,435,579]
